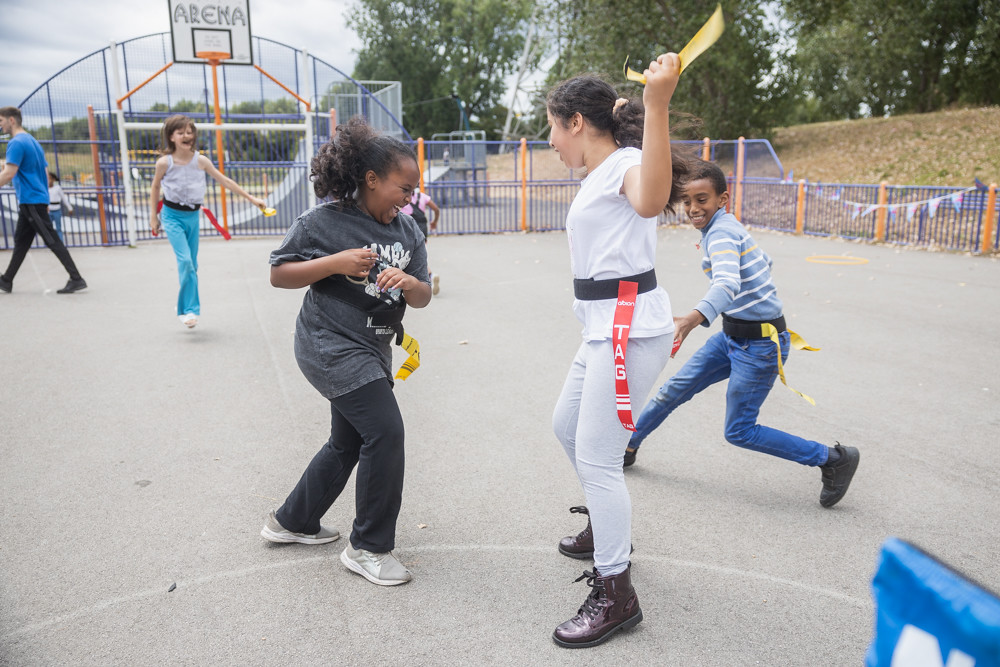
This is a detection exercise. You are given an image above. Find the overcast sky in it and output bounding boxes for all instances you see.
[0,0,363,104]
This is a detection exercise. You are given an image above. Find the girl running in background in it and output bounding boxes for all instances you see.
[149,114,265,328]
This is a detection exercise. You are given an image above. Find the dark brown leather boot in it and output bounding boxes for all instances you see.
[552,565,643,648]
[558,506,594,559]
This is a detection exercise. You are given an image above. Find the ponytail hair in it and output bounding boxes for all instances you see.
[546,75,645,148]
[311,115,417,203]
[546,74,699,214]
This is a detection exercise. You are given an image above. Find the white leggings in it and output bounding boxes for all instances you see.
[553,334,672,575]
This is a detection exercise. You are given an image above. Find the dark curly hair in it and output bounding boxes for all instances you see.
[687,159,730,196]
[546,74,698,214]
[311,116,417,203]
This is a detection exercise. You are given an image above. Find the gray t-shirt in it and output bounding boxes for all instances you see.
[270,201,429,399]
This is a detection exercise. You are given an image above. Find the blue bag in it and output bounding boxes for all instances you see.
[866,537,1000,666]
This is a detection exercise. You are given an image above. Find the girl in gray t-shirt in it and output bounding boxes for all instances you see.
[260,116,431,587]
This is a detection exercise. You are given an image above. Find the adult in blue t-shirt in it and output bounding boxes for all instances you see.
[0,106,87,294]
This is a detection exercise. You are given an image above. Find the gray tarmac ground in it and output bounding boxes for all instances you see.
[1,227,999,665]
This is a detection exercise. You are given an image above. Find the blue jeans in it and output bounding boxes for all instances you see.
[629,330,828,466]
[160,206,200,316]
[49,209,63,242]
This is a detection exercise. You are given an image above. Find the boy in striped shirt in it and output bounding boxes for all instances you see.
[625,160,859,508]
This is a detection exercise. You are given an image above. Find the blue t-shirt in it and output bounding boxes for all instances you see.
[5,132,49,205]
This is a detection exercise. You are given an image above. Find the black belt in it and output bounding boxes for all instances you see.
[313,277,407,344]
[722,313,786,339]
[163,199,200,212]
[573,269,657,301]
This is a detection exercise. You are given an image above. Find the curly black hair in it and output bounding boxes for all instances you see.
[310,115,417,203]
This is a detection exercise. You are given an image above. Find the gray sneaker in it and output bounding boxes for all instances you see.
[340,545,412,586]
[260,510,340,545]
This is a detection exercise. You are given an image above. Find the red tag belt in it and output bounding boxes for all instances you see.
[613,280,639,431]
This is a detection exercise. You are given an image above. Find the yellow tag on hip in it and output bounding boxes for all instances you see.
[762,323,819,405]
[394,332,421,381]
[624,4,725,83]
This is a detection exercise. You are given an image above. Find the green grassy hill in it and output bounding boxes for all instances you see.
[772,106,1000,187]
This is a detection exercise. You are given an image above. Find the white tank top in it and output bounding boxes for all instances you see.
[161,152,206,207]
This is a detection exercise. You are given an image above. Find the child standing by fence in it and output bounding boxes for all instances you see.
[149,114,265,328]
[47,171,72,242]
[547,55,692,648]
[260,116,431,587]
[624,160,860,509]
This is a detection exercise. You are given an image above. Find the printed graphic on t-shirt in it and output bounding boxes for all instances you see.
[344,240,412,335]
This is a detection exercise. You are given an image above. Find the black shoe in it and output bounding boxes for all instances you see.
[623,447,638,468]
[0,275,11,293]
[819,443,860,508]
[57,278,88,294]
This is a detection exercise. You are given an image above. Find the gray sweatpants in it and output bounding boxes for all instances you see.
[553,334,672,575]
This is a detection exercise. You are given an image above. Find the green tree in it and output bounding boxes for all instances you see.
[348,0,537,138]
[783,0,999,117]
[540,0,794,139]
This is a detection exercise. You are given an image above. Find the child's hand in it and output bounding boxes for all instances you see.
[250,196,266,209]
[642,53,680,111]
[150,214,161,235]
[336,247,379,278]
[375,266,418,293]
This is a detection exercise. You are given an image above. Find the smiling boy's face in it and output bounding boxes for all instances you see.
[681,177,729,229]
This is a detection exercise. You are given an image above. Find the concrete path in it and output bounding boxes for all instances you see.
[1,227,998,665]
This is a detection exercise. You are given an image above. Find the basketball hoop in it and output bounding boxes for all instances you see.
[196,51,231,63]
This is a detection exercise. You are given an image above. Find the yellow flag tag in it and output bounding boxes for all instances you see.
[763,324,819,406]
[394,332,421,381]
[624,4,725,84]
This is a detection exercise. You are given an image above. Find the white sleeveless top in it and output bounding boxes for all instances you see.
[161,152,206,207]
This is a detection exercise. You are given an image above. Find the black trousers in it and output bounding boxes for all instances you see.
[276,378,405,552]
[2,204,82,282]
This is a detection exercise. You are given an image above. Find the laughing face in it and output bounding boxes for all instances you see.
[359,156,420,225]
[546,109,584,170]
[682,177,729,230]
[169,123,197,153]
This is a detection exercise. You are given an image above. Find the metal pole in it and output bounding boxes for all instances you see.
[302,49,317,208]
[109,41,138,246]
[87,104,109,244]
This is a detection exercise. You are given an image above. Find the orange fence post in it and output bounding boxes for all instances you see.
[795,179,806,235]
[417,137,425,193]
[702,137,711,161]
[982,183,998,254]
[520,137,528,231]
[875,181,888,242]
[207,58,229,233]
[86,105,109,245]
[734,136,745,220]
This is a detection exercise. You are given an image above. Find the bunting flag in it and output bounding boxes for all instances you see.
[862,204,878,218]
[928,197,942,218]
[950,191,964,213]
[906,203,919,221]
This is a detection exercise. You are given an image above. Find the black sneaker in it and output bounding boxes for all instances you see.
[0,275,11,293]
[623,447,638,468]
[57,278,88,294]
[819,443,860,508]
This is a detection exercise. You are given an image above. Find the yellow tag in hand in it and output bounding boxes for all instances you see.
[259,205,277,217]
[623,4,725,84]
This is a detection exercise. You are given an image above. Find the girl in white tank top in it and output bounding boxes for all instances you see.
[149,114,267,328]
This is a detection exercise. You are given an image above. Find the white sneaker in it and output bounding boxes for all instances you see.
[260,510,340,545]
[340,545,412,586]
[180,313,198,328]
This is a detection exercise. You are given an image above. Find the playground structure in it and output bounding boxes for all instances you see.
[0,31,406,246]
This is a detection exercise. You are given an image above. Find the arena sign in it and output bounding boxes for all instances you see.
[168,0,254,65]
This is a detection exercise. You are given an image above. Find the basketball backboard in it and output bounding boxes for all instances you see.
[168,0,254,65]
